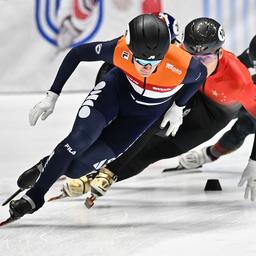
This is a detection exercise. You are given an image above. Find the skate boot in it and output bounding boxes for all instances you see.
[179,147,213,169]
[63,175,93,197]
[85,167,118,208]
[9,197,35,219]
[48,172,96,201]
[2,161,44,206]
[0,197,36,227]
[163,147,213,172]
[17,161,43,189]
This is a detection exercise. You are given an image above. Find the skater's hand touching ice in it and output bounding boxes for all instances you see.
[238,159,256,201]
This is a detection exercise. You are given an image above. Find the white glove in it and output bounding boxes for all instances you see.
[238,159,256,201]
[29,91,59,126]
[160,102,185,136]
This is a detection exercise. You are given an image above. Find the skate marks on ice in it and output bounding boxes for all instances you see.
[0,189,254,256]
[1,95,256,255]
[1,170,256,256]
[0,217,18,227]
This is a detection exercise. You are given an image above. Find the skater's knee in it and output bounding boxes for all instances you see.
[64,109,106,152]
[218,116,255,151]
[116,158,148,181]
[59,126,101,155]
[66,129,95,150]
[233,115,256,137]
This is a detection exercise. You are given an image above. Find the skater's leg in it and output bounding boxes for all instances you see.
[25,107,107,209]
[23,75,120,211]
[67,111,168,178]
[113,135,183,181]
[177,111,256,170]
[62,102,171,204]
[210,113,256,158]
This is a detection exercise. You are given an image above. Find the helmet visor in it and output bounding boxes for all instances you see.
[134,57,161,67]
[193,53,218,64]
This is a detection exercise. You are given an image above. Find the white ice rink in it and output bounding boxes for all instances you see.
[1,93,256,256]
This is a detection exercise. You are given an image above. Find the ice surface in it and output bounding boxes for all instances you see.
[0,94,256,256]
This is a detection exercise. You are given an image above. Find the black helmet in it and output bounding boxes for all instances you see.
[249,35,256,67]
[183,17,225,54]
[153,12,180,43]
[126,14,170,60]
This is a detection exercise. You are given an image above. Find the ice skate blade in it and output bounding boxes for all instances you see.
[57,176,66,181]
[162,165,202,172]
[84,195,96,209]
[0,217,18,227]
[48,193,67,202]
[2,188,24,206]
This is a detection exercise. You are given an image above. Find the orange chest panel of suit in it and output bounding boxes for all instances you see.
[112,37,192,96]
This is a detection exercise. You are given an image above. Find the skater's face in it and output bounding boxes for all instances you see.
[191,48,223,76]
[133,57,160,77]
[181,43,223,63]
[193,53,218,64]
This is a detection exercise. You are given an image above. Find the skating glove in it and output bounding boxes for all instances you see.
[160,102,185,136]
[238,159,256,201]
[29,91,59,126]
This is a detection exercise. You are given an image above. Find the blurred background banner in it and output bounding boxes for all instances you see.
[0,0,255,93]
[35,0,104,47]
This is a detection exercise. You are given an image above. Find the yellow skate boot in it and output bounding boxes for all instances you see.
[63,175,93,197]
[85,167,117,208]
[48,174,94,201]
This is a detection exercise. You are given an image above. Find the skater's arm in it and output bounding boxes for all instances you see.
[237,132,256,202]
[49,38,119,95]
[28,38,119,126]
[175,57,207,106]
[160,58,207,136]
[237,49,252,68]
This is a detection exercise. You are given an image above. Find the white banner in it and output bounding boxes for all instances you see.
[0,0,254,93]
